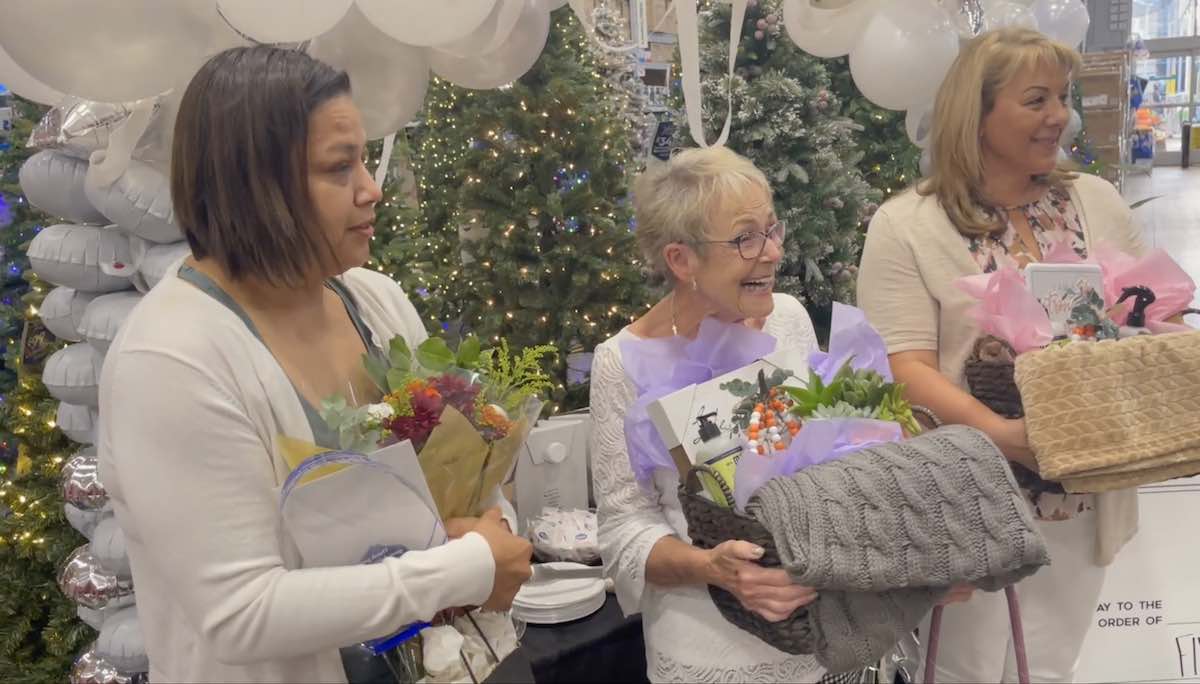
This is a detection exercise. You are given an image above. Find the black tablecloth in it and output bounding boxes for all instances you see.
[520,594,648,683]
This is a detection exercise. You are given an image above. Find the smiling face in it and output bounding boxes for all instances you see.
[305,95,382,278]
[667,182,782,322]
[980,62,1071,179]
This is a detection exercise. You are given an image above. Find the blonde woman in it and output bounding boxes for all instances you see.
[590,146,828,682]
[857,28,1143,682]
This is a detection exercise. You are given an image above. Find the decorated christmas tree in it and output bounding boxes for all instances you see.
[825,57,921,201]
[0,96,92,683]
[373,8,650,411]
[677,0,877,327]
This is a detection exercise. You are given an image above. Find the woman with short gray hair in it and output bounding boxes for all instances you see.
[590,146,826,682]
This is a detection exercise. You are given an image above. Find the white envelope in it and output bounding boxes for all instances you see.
[280,441,445,569]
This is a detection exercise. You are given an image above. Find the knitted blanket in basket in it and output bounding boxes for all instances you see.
[747,425,1050,673]
[1014,331,1200,493]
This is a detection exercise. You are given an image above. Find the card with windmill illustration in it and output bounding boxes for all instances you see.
[645,345,811,477]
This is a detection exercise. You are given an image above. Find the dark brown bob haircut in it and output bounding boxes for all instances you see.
[171,45,351,286]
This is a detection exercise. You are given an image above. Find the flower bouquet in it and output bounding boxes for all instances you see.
[278,334,555,682]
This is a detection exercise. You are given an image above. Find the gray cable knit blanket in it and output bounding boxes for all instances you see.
[745,425,1050,673]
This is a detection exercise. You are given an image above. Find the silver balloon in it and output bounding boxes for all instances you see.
[71,643,147,684]
[61,448,108,511]
[28,98,161,161]
[58,545,135,611]
[949,0,985,38]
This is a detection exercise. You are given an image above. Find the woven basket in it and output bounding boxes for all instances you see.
[676,406,942,656]
[678,465,815,655]
[963,336,1065,497]
[963,336,1024,419]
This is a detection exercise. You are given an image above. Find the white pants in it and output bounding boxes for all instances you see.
[917,511,1107,683]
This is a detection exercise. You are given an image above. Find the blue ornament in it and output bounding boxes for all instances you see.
[628,217,637,231]
[441,321,451,332]
[469,139,487,150]
[0,194,11,228]
[565,217,580,231]
[416,287,430,299]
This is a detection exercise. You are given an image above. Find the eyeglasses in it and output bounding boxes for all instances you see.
[691,220,787,260]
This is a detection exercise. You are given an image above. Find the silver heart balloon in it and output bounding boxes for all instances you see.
[57,545,135,611]
[71,643,148,684]
[61,448,108,511]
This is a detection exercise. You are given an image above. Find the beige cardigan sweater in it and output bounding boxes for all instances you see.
[856,172,1142,566]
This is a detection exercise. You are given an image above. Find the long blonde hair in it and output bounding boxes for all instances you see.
[919,27,1081,237]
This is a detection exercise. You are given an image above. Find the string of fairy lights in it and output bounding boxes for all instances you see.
[362,12,655,411]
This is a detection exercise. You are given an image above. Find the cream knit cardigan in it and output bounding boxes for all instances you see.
[856,172,1142,565]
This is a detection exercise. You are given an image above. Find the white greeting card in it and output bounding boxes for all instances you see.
[645,345,811,475]
[1024,263,1106,337]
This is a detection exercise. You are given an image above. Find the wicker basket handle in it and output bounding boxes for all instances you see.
[684,463,736,505]
[912,405,943,431]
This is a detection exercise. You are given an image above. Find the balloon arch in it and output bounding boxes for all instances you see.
[0,0,1090,164]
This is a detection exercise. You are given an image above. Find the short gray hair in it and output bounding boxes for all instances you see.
[632,146,771,285]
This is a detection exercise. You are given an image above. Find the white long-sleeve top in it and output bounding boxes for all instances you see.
[98,265,499,683]
[590,293,826,683]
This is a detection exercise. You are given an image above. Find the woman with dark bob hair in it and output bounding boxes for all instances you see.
[97,46,532,683]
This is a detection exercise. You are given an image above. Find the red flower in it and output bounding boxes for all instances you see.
[385,400,442,450]
[428,373,481,418]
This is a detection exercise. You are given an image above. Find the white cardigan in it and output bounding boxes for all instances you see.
[591,294,826,683]
[98,265,497,683]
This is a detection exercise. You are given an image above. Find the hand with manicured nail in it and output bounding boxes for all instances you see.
[704,540,818,623]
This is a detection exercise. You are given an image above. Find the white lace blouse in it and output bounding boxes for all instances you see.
[590,293,826,683]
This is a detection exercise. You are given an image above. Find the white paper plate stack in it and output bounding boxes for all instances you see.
[512,562,606,625]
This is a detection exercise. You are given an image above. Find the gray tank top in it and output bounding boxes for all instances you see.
[177,264,385,449]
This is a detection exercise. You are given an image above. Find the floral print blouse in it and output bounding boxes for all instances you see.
[963,185,1094,522]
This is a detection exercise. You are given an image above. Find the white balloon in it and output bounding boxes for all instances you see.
[430,1,551,90]
[91,516,132,581]
[848,0,960,110]
[309,7,430,140]
[919,147,933,176]
[57,403,98,445]
[1030,0,1090,47]
[981,0,1039,33]
[356,0,496,47]
[905,106,934,149]
[539,0,569,9]
[0,1,247,103]
[217,0,352,43]
[0,43,64,105]
[435,0,526,59]
[19,151,109,225]
[40,286,96,342]
[783,0,883,59]
[96,605,147,674]
[85,156,180,244]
